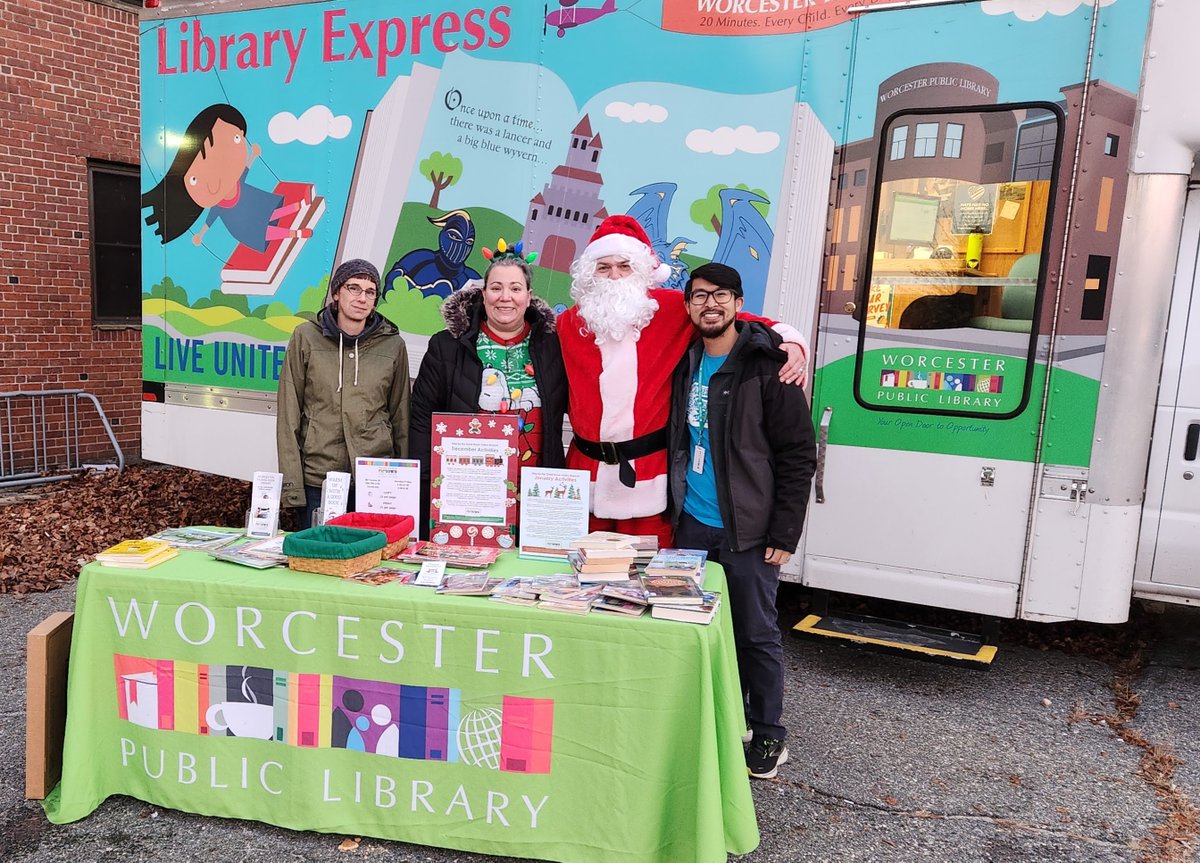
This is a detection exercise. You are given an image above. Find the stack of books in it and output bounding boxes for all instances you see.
[567,549,635,582]
[592,578,650,617]
[570,531,658,562]
[643,548,708,583]
[96,539,178,569]
[146,527,240,551]
[537,584,603,614]
[650,592,722,625]
[436,572,505,596]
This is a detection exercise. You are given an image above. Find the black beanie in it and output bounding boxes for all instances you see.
[686,262,743,298]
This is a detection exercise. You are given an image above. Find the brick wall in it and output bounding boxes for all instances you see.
[0,0,141,470]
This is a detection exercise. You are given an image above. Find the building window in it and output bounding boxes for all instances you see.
[572,138,578,149]
[581,140,588,151]
[984,141,1006,165]
[582,213,589,223]
[837,173,849,190]
[889,126,908,160]
[1082,255,1111,320]
[854,169,867,186]
[531,208,538,220]
[1013,119,1058,181]
[591,151,598,163]
[913,122,939,158]
[943,123,964,159]
[89,160,141,324]
[1104,133,1119,157]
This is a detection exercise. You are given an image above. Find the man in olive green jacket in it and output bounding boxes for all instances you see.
[276,259,411,527]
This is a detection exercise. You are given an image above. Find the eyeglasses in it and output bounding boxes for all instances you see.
[341,285,378,299]
[688,288,736,305]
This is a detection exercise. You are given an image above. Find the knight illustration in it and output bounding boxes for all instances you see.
[384,209,482,299]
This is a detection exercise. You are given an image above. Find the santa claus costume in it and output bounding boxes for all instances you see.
[559,215,805,545]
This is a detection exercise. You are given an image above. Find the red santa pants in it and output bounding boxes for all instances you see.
[589,512,674,548]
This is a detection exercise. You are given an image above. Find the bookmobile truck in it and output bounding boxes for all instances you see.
[139,0,1200,657]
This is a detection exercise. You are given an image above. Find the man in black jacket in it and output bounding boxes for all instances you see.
[667,263,817,780]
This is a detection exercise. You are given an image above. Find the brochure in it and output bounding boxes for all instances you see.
[246,471,283,538]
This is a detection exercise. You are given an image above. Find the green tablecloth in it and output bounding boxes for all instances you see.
[44,551,759,863]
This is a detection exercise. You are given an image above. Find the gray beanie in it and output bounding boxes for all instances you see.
[330,258,381,302]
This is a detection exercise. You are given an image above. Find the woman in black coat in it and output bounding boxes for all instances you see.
[409,254,567,536]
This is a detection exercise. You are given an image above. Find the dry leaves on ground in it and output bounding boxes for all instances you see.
[0,465,252,594]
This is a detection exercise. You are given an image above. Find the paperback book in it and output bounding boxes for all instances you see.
[639,573,706,605]
[394,541,501,568]
[650,593,722,624]
[145,527,241,551]
[96,539,178,569]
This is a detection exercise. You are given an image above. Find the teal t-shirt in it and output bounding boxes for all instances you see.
[683,352,727,528]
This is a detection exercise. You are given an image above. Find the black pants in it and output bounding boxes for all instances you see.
[675,510,786,741]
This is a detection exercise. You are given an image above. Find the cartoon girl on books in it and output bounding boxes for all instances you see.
[141,103,310,251]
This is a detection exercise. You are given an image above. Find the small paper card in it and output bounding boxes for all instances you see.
[247,471,283,538]
[415,560,447,587]
[355,458,421,526]
[518,467,591,560]
[429,413,519,550]
[319,471,352,525]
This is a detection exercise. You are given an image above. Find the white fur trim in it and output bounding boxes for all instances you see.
[591,469,668,519]
[585,233,653,263]
[597,337,638,441]
[770,322,809,357]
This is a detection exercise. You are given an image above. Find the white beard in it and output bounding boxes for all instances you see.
[572,273,659,344]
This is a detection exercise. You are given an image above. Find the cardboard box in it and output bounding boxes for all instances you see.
[26,611,73,800]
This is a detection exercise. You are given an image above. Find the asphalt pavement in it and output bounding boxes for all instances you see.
[2,583,1196,863]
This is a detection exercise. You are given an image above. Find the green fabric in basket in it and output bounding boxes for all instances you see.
[282,526,385,559]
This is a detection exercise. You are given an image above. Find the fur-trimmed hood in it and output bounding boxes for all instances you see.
[439,284,557,340]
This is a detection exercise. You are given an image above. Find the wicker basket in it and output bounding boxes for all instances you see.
[282,526,386,577]
[326,512,414,559]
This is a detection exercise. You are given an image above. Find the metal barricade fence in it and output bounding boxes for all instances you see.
[0,390,125,489]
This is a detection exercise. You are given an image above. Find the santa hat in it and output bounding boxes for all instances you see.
[581,215,672,284]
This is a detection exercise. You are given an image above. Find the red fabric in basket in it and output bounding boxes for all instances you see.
[326,512,414,545]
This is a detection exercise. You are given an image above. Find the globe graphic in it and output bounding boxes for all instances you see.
[457,708,503,769]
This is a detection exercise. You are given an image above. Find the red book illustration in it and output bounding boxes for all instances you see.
[155,659,175,731]
[219,181,325,296]
[499,695,554,774]
[113,654,156,722]
[197,664,211,735]
[296,673,322,748]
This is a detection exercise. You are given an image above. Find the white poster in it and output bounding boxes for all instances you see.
[355,458,421,526]
[518,467,591,561]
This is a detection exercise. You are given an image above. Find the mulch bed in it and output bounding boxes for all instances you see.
[0,464,259,594]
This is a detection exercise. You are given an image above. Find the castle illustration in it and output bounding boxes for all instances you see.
[524,115,609,272]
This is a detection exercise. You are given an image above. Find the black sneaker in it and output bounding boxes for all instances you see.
[745,737,788,779]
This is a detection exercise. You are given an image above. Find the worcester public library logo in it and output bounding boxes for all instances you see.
[114,655,554,774]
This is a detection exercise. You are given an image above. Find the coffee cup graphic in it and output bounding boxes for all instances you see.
[205,701,275,739]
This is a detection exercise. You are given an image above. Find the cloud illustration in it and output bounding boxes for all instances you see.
[686,125,780,156]
[268,105,352,145]
[605,101,668,123]
[980,0,1116,22]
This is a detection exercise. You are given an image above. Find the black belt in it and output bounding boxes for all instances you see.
[573,427,668,489]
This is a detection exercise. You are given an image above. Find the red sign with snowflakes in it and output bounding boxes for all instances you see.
[429,412,521,549]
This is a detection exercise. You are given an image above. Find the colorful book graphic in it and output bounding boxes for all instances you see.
[500,696,554,774]
[197,664,211,735]
[112,653,550,771]
[155,659,175,731]
[295,673,322,747]
[114,654,158,727]
[273,671,289,743]
[208,664,227,736]
[174,660,199,734]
